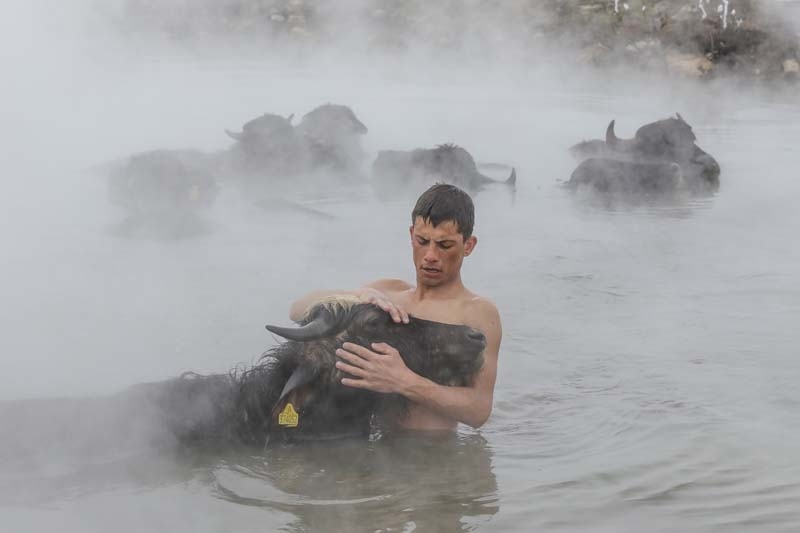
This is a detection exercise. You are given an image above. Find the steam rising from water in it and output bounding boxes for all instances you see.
[2,1,800,532]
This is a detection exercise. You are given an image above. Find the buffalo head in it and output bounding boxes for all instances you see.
[241,298,486,444]
[295,104,369,173]
[225,112,296,144]
[297,104,368,137]
[225,112,309,175]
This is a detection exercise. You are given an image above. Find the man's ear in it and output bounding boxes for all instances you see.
[464,235,477,256]
[409,225,414,241]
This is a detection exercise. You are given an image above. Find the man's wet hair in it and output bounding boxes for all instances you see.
[411,183,475,239]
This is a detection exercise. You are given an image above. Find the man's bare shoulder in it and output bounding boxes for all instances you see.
[462,295,502,334]
[364,278,414,292]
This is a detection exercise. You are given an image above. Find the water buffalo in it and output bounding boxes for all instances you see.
[225,105,370,180]
[225,112,311,177]
[106,149,220,235]
[371,144,516,198]
[249,298,486,444]
[567,114,721,200]
[295,103,369,174]
[0,299,485,462]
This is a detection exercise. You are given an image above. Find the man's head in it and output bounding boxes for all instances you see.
[410,184,477,287]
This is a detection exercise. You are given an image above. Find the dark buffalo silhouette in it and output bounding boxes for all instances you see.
[295,103,369,174]
[104,149,221,237]
[96,104,368,231]
[225,112,311,177]
[567,114,720,200]
[371,143,516,198]
[0,299,486,463]
[225,104,370,180]
[107,149,220,215]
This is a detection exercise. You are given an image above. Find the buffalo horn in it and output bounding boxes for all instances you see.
[605,120,619,146]
[225,129,245,141]
[265,309,340,342]
[506,167,517,186]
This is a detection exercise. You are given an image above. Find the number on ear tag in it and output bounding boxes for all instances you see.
[278,403,299,427]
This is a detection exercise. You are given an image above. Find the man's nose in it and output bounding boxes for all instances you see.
[423,245,439,262]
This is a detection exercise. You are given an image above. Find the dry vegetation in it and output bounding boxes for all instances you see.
[103,0,799,80]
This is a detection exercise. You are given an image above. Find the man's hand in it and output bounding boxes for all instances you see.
[355,288,409,324]
[335,342,418,393]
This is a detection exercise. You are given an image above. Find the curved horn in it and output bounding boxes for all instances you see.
[506,167,517,187]
[605,120,619,146]
[265,308,341,342]
[225,129,244,141]
[676,112,684,121]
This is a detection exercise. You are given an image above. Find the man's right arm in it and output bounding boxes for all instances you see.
[288,279,412,323]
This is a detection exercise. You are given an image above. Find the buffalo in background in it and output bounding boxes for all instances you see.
[0,299,486,464]
[295,103,369,175]
[100,103,369,236]
[105,149,221,237]
[225,103,369,180]
[371,143,516,199]
[567,114,721,201]
[224,112,311,178]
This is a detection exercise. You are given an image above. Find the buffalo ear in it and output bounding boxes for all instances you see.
[279,366,318,400]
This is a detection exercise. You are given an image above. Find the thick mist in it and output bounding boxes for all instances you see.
[1,0,797,408]
[2,1,800,532]
[1,0,797,406]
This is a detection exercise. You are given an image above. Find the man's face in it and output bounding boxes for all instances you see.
[410,217,477,287]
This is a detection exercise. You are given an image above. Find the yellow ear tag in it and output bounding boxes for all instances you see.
[278,403,299,427]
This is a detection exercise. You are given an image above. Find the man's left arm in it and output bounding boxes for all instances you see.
[335,301,502,428]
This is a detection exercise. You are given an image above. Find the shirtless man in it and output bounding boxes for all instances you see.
[288,184,502,431]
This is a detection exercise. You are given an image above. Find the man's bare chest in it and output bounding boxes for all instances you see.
[390,292,468,326]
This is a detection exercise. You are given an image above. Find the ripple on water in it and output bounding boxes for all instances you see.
[210,435,500,532]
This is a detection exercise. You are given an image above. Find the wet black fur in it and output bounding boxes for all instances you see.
[142,302,485,448]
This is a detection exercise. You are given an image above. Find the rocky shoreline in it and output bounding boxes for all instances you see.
[109,0,799,81]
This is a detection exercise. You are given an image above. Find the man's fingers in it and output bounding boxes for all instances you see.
[387,303,407,324]
[377,300,402,323]
[335,361,367,378]
[370,342,394,354]
[385,302,408,324]
[339,343,375,360]
[335,349,364,367]
[341,377,369,388]
[361,294,405,324]
[336,348,372,368]
[378,300,400,322]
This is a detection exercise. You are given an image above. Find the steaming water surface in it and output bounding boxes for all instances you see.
[2,21,800,532]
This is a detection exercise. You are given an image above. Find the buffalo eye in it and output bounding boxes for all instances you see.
[363,315,382,331]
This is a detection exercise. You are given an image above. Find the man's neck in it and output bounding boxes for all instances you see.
[412,276,465,301]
